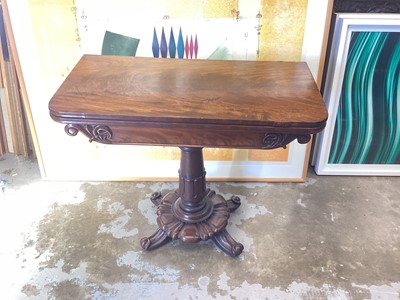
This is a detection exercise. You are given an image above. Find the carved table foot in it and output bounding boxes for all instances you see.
[211,229,244,257]
[140,190,243,257]
[150,192,163,206]
[140,228,171,250]
[227,195,241,212]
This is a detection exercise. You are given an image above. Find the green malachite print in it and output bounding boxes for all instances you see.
[329,31,400,164]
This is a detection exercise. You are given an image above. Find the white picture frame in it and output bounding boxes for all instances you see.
[6,0,326,181]
[314,13,400,176]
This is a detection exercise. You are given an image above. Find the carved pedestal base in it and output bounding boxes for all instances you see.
[140,191,243,257]
[140,147,244,257]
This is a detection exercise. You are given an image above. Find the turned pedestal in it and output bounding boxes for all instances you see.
[140,147,243,257]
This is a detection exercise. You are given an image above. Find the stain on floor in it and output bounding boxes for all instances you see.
[1,154,400,299]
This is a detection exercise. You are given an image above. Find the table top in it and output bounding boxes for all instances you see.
[49,55,327,148]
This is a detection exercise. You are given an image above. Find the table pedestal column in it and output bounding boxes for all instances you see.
[140,147,244,257]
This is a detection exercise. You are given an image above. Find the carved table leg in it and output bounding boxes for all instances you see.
[140,147,243,257]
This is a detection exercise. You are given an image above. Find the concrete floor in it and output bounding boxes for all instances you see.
[1,154,399,299]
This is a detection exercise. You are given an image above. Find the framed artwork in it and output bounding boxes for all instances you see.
[85,142,310,182]
[8,0,326,181]
[314,13,400,175]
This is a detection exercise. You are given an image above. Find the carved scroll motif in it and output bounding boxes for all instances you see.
[65,124,113,144]
[262,133,311,149]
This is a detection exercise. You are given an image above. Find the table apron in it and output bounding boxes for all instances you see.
[64,123,312,149]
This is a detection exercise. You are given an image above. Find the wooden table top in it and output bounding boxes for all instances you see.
[49,55,327,148]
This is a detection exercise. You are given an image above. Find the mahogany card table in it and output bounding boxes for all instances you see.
[49,55,327,257]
